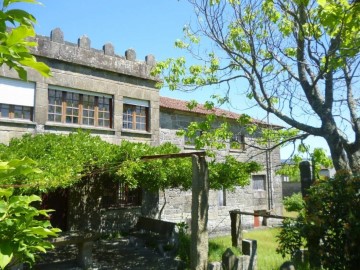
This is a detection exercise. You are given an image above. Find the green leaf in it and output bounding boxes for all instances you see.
[3,0,39,8]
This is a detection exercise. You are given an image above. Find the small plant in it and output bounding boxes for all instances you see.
[283,193,304,212]
[176,222,190,266]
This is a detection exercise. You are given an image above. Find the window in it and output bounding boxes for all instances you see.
[123,97,149,131]
[102,181,142,208]
[0,104,33,120]
[252,175,266,190]
[0,77,35,121]
[230,133,245,151]
[48,87,112,128]
[218,188,226,206]
[185,130,202,146]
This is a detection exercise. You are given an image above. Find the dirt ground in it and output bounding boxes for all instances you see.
[33,237,183,270]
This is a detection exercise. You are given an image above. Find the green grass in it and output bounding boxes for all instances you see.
[208,236,241,262]
[208,228,287,268]
[244,228,290,270]
[209,228,309,270]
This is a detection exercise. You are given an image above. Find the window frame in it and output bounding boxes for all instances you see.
[0,103,33,121]
[122,103,149,132]
[102,181,142,209]
[48,88,113,128]
[252,174,266,190]
[230,133,246,151]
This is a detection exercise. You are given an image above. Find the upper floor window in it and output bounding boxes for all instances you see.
[0,77,34,121]
[185,130,202,146]
[252,174,266,190]
[122,97,149,131]
[48,87,113,128]
[230,133,245,151]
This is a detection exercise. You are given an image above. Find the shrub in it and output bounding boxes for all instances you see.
[283,192,304,212]
[277,171,360,269]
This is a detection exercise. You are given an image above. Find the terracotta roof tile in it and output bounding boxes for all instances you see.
[159,96,279,127]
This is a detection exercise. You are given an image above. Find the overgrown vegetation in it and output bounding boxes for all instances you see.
[277,172,360,269]
[0,131,261,193]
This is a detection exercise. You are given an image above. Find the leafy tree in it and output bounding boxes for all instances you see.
[0,159,60,269]
[152,0,360,173]
[0,0,51,80]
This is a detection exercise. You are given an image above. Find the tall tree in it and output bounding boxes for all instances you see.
[153,0,360,173]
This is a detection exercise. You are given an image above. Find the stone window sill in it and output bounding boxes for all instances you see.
[0,118,36,126]
[121,128,152,135]
[45,122,114,132]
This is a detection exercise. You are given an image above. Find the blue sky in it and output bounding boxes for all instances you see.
[13,0,331,159]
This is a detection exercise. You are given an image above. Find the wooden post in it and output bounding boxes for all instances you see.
[230,211,242,251]
[191,154,209,270]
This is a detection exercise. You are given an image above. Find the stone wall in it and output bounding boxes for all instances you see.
[158,109,283,232]
[282,182,301,198]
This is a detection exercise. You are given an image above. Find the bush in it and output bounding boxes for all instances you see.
[277,171,360,269]
[283,192,304,212]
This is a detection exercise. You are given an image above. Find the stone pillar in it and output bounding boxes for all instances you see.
[299,161,321,269]
[125,49,136,61]
[77,241,93,269]
[78,35,91,49]
[191,154,209,270]
[299,161,312,197]
[103,43,115,56]
[50,28,64,43]
[145,54,156,66]
[230,211,242,250]
[242,239,257,270]
[34,82,48,125]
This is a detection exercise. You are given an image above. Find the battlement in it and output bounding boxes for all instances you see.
[30,28,159,82]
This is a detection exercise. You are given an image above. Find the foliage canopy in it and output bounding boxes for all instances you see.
[0,131,260,192]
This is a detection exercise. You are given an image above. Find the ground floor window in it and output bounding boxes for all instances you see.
[102,181,142,208]
[252,175,266,190]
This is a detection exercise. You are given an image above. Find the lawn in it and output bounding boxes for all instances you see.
[244,228,290,270]
[208,228,291,270]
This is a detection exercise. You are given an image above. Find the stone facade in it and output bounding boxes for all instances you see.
[158,105,283,233]
[0,29,283,234]
[0,28,160,146]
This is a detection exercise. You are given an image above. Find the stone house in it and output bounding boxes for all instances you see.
[0,28,282,234]
[159,97,283,233]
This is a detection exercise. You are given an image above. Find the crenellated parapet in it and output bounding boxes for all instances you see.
[30,28,159,82]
